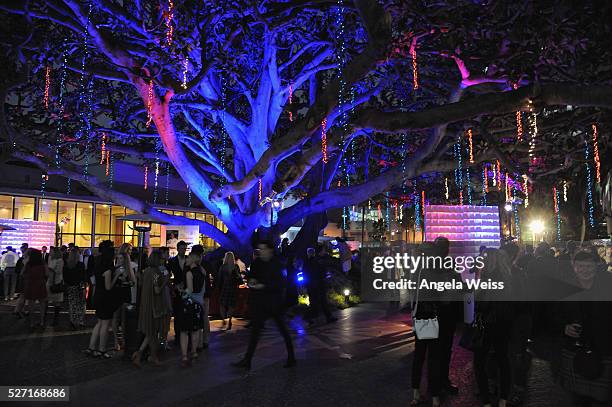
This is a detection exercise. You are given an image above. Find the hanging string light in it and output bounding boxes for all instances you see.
[496,160,501,191]
[410,38,419,90]
[481,166,487,206]
[258,178,263,202]
[513,83,523,142]
[55,40,68,169]
[165,162,170,205]
[528,110,538,165]
[105,151,110,176]
[553,186,561,240]
[466,128,474,163]
[288,82,294,122]
[414,194,421,232]
[421,190,425,213]
[321,117,328,164]
[67,178,71,195]
[454,142,463,202]
[385,192,390,231]
[522,174,529,207]
[513,188,521,240]
[153,160,160,204]
[40,174,48,198]
[592,123,601,184]
[44,66,51,109]
[444,177,449,200]
[146,79,154,127]
[466,167,472,205]
[100,133,107,164]
[165,0,175,47]
[505,172,510,202]
[563,180,568,202]
[109,153,114,188]
[181,56,189,89]
[377,203,382,220]
[491,163,497,187]
[143,165,149,190]
[187,185,192,207]
[394,201,399,221]
[584,138,595,227]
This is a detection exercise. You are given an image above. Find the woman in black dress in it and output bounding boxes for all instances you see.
[64,248,86,329]
[177,252,205,367]
[218,251,243,330]
[84,245,121,359]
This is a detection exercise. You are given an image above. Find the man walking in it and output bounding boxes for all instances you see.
[232,241,295,370]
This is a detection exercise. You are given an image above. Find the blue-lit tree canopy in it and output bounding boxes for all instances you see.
[1,0,611,253]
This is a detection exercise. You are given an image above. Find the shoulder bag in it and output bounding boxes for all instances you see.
[411,267,439,340]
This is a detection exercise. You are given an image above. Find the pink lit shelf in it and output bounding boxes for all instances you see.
[0,218,56,252]
[424,205,500,243]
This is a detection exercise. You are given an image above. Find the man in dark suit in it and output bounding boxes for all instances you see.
[168,241,188,341]
[232,241,295,370]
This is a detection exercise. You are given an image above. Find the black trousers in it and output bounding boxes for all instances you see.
[411,337,441,396]
[474,329,511,403]
[306,285,332,321]
[245,311,295,362]
[438,307,458,386]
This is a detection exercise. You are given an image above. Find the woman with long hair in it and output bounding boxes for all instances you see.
[84,245,121,359]
[218,251,243,330]
[47,247,64,326]
[132,250,167,367]
[176,251,205,367]
[473,248,513,407]
[112,243,136,351]
[64,248,86,329]
[19,249,48,328]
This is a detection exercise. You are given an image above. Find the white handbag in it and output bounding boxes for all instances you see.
[411,268,439,340]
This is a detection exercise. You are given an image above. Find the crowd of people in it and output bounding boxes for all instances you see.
[2,235,611,406]
[408,237,612,407]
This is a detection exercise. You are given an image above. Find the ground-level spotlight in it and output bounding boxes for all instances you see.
[343,288,351,305]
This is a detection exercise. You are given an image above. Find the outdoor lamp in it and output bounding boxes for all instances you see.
[529,219,545,234]
[504,202,513,212]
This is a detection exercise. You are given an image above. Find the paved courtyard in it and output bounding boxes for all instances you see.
[0,302,569,407]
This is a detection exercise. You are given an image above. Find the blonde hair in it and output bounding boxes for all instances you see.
[223,251,235,266]
[117,243,132,269]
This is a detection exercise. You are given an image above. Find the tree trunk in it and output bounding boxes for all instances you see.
[289,212,328,258]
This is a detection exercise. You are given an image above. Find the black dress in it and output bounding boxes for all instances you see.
[93,265,120,320]
[177,266,205,332]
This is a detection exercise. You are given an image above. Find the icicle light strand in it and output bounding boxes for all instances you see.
[592,123,601,184]
[467,128,474,163]
[44,66,51,109]
[321,118,328,164]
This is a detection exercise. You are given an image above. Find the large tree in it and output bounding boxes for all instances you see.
[1,0,610,255]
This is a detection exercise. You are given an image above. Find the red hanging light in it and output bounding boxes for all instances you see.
[288,82,294,122]
[553,186,559,213]
[421,190,425,210]
[146,79,154,128]
[321,117,328,164]
[484,164,489,193]
[410,38,419,90]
